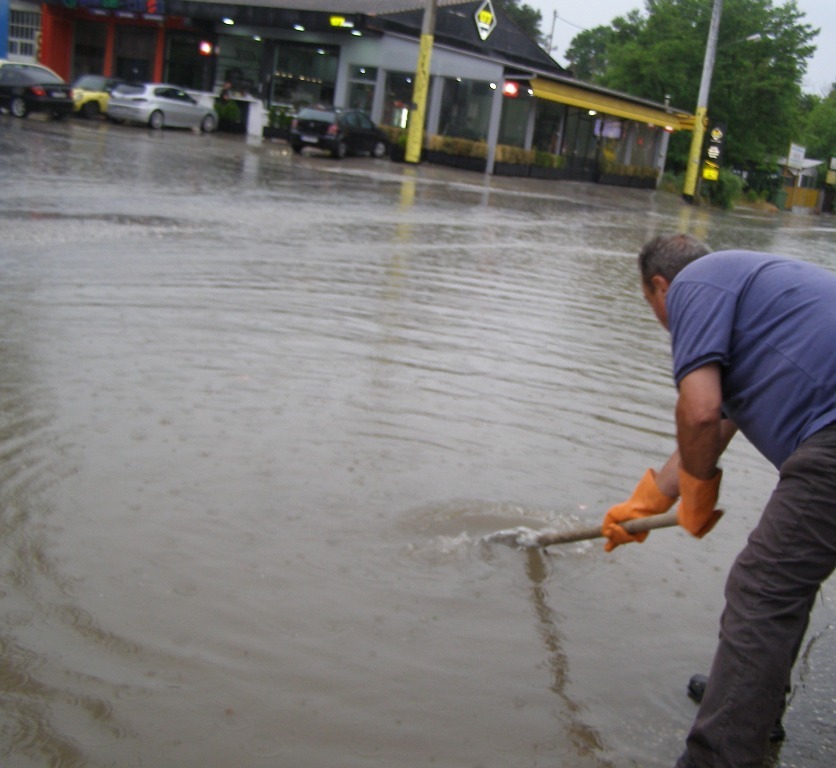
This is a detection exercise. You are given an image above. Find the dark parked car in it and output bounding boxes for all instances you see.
[0,60,74,119]
[290,106,388,159]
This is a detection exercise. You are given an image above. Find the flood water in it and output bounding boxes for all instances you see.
[1,116,834,768]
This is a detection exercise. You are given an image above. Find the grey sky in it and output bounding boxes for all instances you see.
[532,0,834,94]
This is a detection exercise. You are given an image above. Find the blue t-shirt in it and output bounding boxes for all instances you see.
[667,250,836,468]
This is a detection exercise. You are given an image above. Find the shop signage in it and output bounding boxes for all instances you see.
[787,142,806,170]
[63,0,165,13]
[474,0,497,41]
[702,122,725,181]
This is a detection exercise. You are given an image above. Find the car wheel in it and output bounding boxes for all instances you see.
[81,101,100,119]
[332,140,347,159]
[10,96,28,118]
[372,140,387,159]
[200,113,216,133]
[148,110,164,130]
[291,143,305,154]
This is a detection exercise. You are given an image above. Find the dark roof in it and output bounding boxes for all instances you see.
[376,2,565,75]
[166,0,564,74]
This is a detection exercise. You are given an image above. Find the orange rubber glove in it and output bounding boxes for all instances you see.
[602,469,677,552]
[677,467,723,538]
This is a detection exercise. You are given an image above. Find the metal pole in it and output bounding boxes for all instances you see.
[405,0,437,164]
[682,0,723,204]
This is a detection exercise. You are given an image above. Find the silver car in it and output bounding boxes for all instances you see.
[107,83,216,132]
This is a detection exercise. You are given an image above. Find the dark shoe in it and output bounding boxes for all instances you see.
[687,673,708,703]
[686,673,786,743]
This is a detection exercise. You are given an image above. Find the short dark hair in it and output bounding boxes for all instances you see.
[638,234,710,285]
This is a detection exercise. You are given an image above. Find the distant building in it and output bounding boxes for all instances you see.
[6,0,695,182]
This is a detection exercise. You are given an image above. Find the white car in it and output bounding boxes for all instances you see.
[107,83,216,132]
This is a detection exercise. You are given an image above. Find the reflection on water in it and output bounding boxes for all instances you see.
[0,118,833,767]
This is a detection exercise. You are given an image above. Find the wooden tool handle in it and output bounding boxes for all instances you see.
[535,509,679,547]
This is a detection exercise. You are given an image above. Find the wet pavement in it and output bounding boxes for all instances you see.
[0,114,834,768]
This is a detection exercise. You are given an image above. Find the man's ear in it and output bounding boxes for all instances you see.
[650,274,670,297]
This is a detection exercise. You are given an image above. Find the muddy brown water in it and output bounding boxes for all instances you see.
[1,116,834,767]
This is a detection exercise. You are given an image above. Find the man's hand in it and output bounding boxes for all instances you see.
[678,467,723,537]
[602,469,677,552]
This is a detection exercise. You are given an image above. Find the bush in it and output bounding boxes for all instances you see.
[268,106,293,129]
[703,169,745,210]
[215,100,241,124]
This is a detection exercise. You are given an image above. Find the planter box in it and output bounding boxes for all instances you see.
[263,126,290,141]
[631,176,657,189]
[599,173,632,187]
[218,118,246,134]
[425,151,486,173]
[529,165,565,180]
[493,162,530,178]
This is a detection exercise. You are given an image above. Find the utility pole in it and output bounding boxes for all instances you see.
[682,0,723,204]
[405,0,437,164]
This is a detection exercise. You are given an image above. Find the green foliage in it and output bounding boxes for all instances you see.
[799,87,836,163]
[495,144,536,164]
[268,106,293,129]
[703,168,745,209]
[428,135,488,158]
[565,26,615,82]
[570,0,820,172]
[534,150,564,169]
[492,0,543,43]
[215,100,241,124]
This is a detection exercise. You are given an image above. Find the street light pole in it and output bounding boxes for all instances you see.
[405,0,437,163]
[682,0,724,204]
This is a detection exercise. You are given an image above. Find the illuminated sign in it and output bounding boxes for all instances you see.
[63,0,166,12]
[474,0,496,41]
[702,122,725,182]
[502,80,520,97]
[329,16,355,28]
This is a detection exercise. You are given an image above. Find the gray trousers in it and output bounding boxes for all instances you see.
[675,422,836,768]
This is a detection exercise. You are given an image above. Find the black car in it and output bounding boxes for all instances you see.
[0,61,74,119]
[290,106,388,159]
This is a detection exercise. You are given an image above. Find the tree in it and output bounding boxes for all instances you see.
[493,0,543,44]
[567,0,819,171]
[565,26,616,82]
[800,87,836,161]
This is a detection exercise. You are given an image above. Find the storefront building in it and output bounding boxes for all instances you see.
[2,0,694,182]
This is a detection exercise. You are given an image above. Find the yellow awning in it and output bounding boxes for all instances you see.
[530,77,695,132]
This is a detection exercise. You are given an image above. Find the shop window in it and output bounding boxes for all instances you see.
[439,78,493,140]
[166,32,212,91]
[595,118,624,168]
[561,107,598,172]
[216,34,265,97]
[72,21,106,80]
[498,94,530,146]
[347,65,377,113]
[531,99,566,154]
[268,41,338,110]
[8,9,40,60]
[623,123,658,168]
[115,26,157,82]
[383,71,414,128]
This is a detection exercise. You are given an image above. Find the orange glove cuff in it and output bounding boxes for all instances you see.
[631,468,678,515]
[602,469,677,551]
[677,467,723,538]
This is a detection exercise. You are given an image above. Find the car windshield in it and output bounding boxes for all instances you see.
[74,75,108,90]
[112,85,146,96]
[297,108,336,121]
[9,66,63,85]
